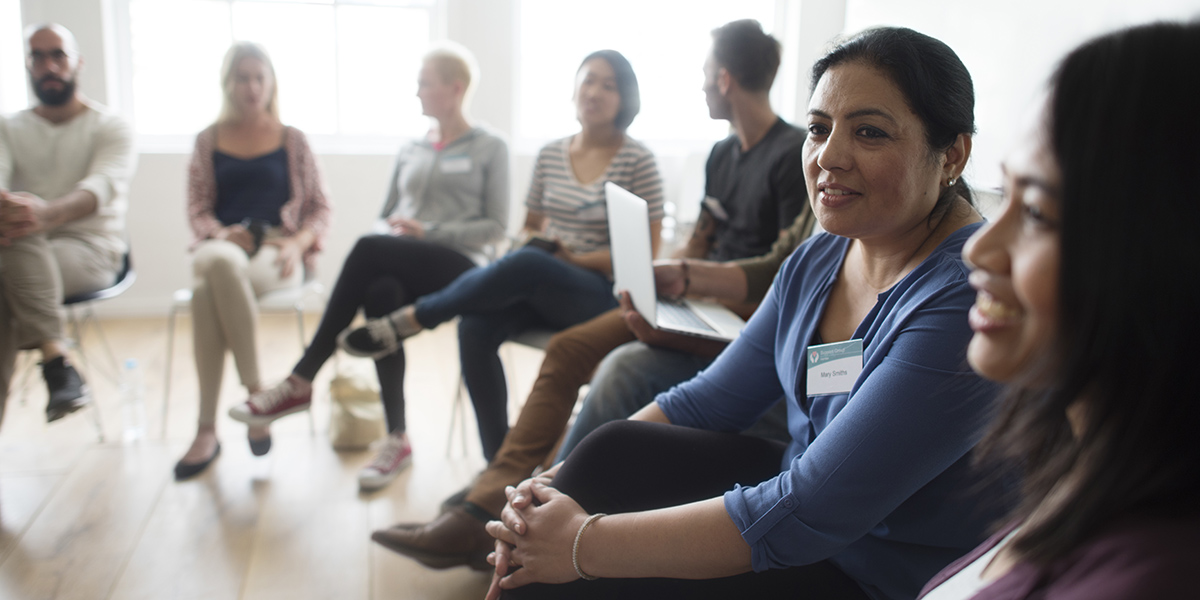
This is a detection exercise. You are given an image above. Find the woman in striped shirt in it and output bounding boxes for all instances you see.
[340,49,664,462]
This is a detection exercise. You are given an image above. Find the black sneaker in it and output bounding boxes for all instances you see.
[336,317,404,359]
[43,356,92,423]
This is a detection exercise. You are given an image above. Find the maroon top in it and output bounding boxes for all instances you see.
[919,514,1200,599]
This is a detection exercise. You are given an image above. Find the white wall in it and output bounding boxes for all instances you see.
[843,0,1200,191]
[19,0,119,108]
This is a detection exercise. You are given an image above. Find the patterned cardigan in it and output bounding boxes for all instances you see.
[186,124,333,274]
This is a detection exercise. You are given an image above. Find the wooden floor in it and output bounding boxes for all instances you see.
[0,314,548,600]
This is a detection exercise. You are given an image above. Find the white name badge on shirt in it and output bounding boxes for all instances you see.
[806,339,864,396]
[440,155,472,174]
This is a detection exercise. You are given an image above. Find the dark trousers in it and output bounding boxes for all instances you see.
[413,246,618,461]
[292,234,475,433]
[502,421,870,600]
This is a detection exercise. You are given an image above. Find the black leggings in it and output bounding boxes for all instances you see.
[502,421,870,600]
[292,235,475,432]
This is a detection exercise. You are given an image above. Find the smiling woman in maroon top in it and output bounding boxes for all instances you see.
[919,21,1200,600]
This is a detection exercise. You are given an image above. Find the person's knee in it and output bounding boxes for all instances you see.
[349,234,390,262]
[192,240,247,279]
[580,343,677,424]
[0,234,52,283]
[565,420,655,471]
[491,246,551,279]
[0,233,48,257]
[588,342,655,400]
[363,277,405,317]
[591,419,646,443]
[595,342,649,376]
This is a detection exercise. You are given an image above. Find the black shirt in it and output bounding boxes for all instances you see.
[704,117,807,261]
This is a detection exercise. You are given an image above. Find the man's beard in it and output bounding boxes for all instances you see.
[33,74,76,106]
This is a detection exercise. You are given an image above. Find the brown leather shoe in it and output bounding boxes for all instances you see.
[371,506,493,570]
[438,484,470,515]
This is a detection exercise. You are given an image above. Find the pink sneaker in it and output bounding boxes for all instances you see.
[228,378,312,426]
[359,433,412,491]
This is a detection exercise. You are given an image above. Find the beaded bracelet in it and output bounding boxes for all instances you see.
[572,513,607,581]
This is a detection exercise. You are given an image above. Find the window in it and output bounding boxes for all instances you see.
[120,0,438,146]
[516,0,779,148]
[0,0,25,114]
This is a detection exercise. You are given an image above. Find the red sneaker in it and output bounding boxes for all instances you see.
[229,378,311,426]
[359,433,412,491]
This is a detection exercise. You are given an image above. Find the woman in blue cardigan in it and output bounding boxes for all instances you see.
[483,28,1007,600]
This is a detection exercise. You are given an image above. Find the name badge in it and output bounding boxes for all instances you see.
[440,155,471,174]
[806,339,863,396]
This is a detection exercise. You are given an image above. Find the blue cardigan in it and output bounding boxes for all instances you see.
[659,223,1007,600]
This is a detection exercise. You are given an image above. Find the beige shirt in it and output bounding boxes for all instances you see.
[0,100,136,258]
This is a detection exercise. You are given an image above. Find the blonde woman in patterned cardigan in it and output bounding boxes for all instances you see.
[174,42,332,480]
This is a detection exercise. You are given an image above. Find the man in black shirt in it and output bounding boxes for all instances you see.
[681,20,808,263]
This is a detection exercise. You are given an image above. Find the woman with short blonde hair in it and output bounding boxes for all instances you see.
[226,43,510,492]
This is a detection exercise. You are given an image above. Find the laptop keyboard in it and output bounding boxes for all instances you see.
[657,299,718,334]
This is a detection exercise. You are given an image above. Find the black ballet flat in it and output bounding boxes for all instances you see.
[174,442,221,481]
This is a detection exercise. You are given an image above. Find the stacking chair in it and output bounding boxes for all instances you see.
[13,252,136,442]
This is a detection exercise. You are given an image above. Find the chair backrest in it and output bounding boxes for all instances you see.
[63,253,136,305]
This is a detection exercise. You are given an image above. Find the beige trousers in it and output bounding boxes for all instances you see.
[191,238,302,426]
[0,233,122,422]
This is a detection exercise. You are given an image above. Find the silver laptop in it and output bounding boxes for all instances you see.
[604,182,747,342]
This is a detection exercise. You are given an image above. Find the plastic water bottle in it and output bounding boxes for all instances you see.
[120,359,147,443]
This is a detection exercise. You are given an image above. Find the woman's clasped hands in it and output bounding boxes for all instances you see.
[484,474,589,600]
[264,235,303,279]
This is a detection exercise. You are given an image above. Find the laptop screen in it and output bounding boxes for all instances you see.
[604,181,659,325]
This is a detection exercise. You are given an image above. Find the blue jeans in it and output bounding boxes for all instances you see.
[556,341,713,461]
[414,246,618,461]
[557,340,792,462]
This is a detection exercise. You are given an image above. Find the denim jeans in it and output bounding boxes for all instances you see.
[555,341,714,461]
[557,340,792,462]
[414,246,618,461]
[463,308,633,516]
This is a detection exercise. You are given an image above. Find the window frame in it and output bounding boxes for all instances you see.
[509,0,799,156]
[111,0,446,154]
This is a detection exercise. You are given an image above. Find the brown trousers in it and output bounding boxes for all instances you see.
[464,308,633,515]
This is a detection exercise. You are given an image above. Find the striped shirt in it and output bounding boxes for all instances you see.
[525,135,663,253]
